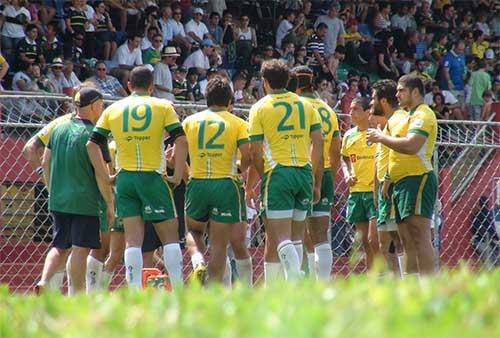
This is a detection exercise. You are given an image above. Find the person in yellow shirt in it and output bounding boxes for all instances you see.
[0,53,10,90]
[367,75,437,275]
[248,59,323,282]
[471,29,500,59]
[182,76,251,283]
[290,65,340,280]
[369,79,407,274]
[341,97,378,270]
[87,66,188,289]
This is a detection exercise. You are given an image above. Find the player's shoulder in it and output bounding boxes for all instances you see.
[343,127,360,140]
[414,104,437,122]
[250,94,271,113]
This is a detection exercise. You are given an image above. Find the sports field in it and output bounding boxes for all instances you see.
[1,268,498,338]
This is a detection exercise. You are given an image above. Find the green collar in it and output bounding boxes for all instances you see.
[269,89,288,95]
[131,92,150,97]
[208,107,228,113]
[408,103,424,116]
[300,93,316,99]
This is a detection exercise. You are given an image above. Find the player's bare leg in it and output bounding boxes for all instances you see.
[404,215,435,275]
[86,231,110,292]
[355,222,374,270]
[265,217,301,282]
[67,245,91,295]
[36,247,70,293]
[397,222,419,274]
[123,216,145,289]
[368,218,380,260]
[103,231,125,288]
[185,217,208,268]
[378,231,399,273]
[142,251,155,268]
[291,220,306,268]
[207,221,232,283]
[308,216,333,280]
[303,228,315,275]
[230,221,252,286]
[153,218,183,289]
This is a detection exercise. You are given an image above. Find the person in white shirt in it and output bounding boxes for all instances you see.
[168,8,192,53]
[47,58,69,93]
[159,6,174,43]
[141,26,160,50]
[275,9,296,50]
[1,0,31,63]
[314,3,345,56]
[184,7,212,45]
[62,59,81,89]
[183,38,213,77]
[110,34,143,87]
[153,46,179,100]
[424,82,459,106]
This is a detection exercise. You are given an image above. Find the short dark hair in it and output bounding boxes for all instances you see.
[473,29,483,40]
[352,97,370,111]
[335,45,346,54]
[210,11,220,19]
[130,66,153,90]
[316,22,328,31]
[25,23,38,33]
[372,79,398,107]
[206,76,233,107]
[292,65,314,91]
[128,32,143,41]
[47,21,58,33]
[261,59,289,89]
[148,26,159,34]
[433,92,445,103]
[348,78,358,87]
[398,75,425,96]
[477,59,487,69]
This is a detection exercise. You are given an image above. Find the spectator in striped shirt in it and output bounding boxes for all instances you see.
[307,22,328,77]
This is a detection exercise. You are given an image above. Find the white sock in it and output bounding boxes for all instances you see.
[397,254,405,278]
[307,252,315,277]
[47,270,65,290]
[124,247,143,289]
[403,272,420,280]
[235,257,253,287]
[191,251,205,268]
[102,270,113,289]
[86,256,103,293]
[292,240,304,269]
[222,257,232,289]
[277,240,301,280]
[264,262,282,286]
[315,242,333,281]
[163,243,183,289]
[66,255,75,296]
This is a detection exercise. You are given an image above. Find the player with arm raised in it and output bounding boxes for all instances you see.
[341,97,378,270]
[367,75,437,275]
[290,66,341,280]
[369,79,407,274]
[248,59,323,283]
[183,76,251,284]
[86,66,188,289]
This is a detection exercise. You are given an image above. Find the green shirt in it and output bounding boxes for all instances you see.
[469,70,491,106]
[48,117,101,216]
[142,47,161,65]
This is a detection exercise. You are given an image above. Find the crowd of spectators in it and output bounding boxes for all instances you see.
[0,0,499,122]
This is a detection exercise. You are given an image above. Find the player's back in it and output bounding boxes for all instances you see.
[183,109,248,179]
[36,113,74,146]
[249,90,321,171]
[302,95,340,169]
[388,103,437,182]
[341,127,377,192]
[96,94,181,173]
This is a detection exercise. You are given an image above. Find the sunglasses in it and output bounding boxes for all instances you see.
[174,12,181,15]
[154,39,163,42]
[242,18,249,21]
[74,37,84,41]
[96,68,106,71]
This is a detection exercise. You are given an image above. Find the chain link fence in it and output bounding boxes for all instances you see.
[1,93,499,293]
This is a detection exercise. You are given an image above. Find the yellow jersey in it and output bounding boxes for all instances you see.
[472,41,489,59]
[375,109,408,182]
[341,127,377,192]
[301,94,340,169]
[36,113,74,146]
[248,89,322,172]
[388,104,437,182]
[183,109,249,179]
[94,93,181,173]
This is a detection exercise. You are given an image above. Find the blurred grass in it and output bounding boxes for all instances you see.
[0,268,499,338]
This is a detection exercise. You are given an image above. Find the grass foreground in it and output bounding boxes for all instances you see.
[1,269,499,338]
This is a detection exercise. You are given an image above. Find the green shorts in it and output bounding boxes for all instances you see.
[377,184,394,226]
[393,171,437,224]
[98,199,124,233]
[310,169,334,217]
[185,178,245,223]
[346,192,377,224]
[115,170,176,221]
[261,165,313,221]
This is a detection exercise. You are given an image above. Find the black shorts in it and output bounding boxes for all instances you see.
[52,211,101,249]
[141,220,162,253]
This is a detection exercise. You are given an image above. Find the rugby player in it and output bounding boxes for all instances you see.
[87,66,188,289]
[367,75,437,275]
[341,97,378,270]
[369,79,406,274]
[248,59,323,282]
[182,76,251,283]
[291,66,341,280]
[42,88,113,295]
